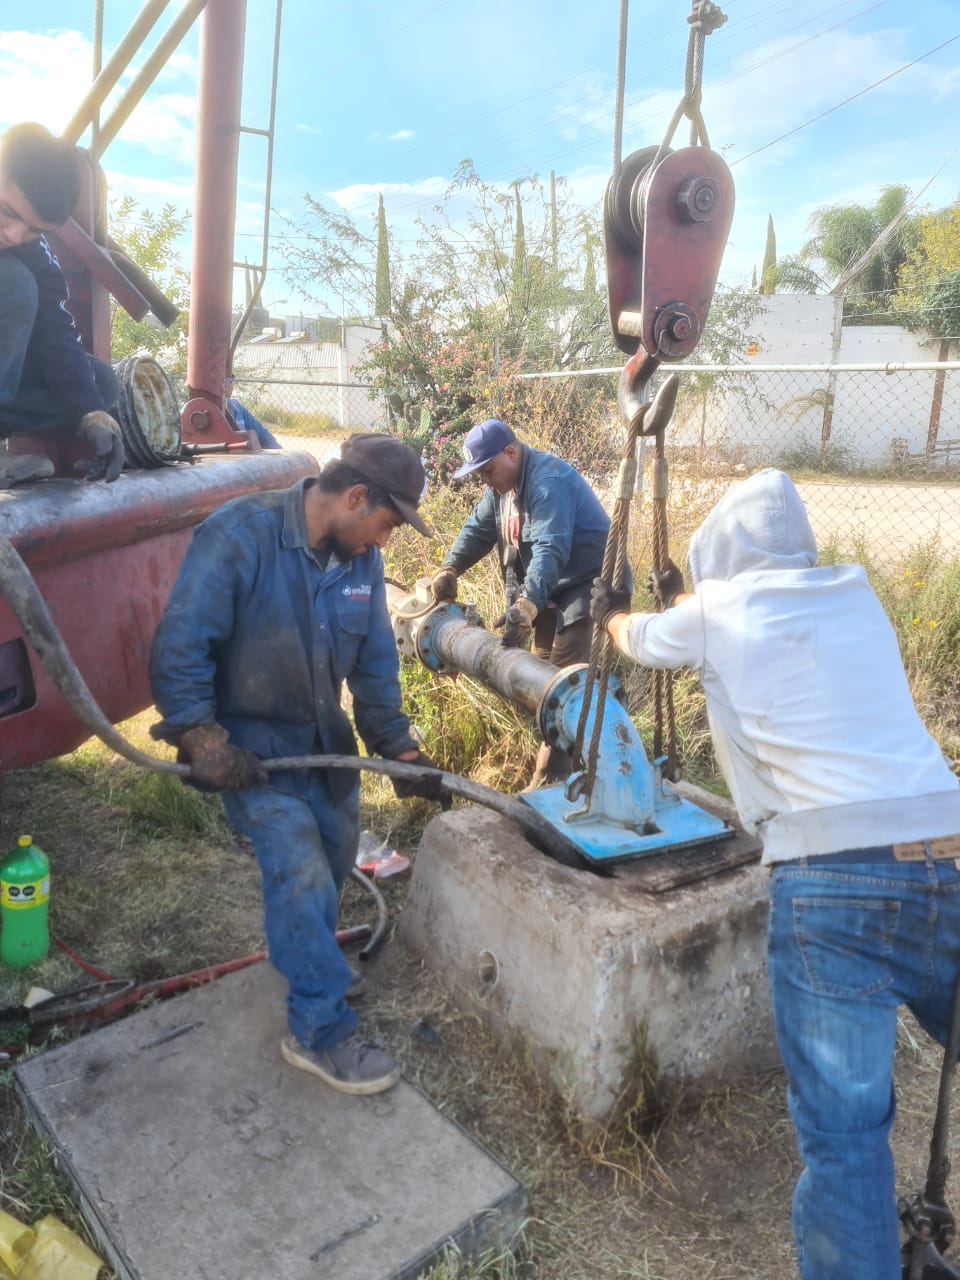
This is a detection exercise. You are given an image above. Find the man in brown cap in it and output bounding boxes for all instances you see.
[150,433,441,1095]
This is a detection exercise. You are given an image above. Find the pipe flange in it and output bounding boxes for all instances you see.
[416,602,473,674]
[536,663,625,744]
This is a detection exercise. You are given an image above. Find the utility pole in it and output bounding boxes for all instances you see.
[550,170,558,272]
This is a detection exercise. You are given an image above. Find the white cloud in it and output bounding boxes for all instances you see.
[0,28,197,164]
[330,177,448,211]
[389,129,414,141]
[544,27,957,174]
[116,92,197,164]
[103,168,194,204]
[696,29,955,162]
[0,29,92,133]
[296,122,324,135]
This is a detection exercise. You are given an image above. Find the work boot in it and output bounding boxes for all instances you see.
[281,1030,400,1095]
[0,453,54,489]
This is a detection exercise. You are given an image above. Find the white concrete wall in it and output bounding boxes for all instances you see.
[675,296,958,466]
[232,325,386,430]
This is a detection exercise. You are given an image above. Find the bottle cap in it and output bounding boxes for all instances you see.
[18,835,31,846]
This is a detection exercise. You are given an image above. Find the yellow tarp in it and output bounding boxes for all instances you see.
[0,1212,102,1279]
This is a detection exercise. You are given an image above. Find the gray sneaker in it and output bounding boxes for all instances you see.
[346,966,366,1001]
[0,453,54,489]
[281,1030,400,1095]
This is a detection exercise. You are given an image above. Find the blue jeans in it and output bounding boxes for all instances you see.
[0,253,118,433]
[768,852,960,1279]
[222,771,360,1051]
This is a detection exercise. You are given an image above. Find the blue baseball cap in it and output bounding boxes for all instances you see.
[452,419,517,480]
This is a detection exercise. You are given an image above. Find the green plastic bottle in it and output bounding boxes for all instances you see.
[1,836,50,970]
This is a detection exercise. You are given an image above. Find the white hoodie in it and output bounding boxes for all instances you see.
[624,469,960,864]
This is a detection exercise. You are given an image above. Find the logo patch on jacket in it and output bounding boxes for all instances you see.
[342,584,371,599]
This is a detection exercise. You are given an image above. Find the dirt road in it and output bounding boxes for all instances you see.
[796,479,960,563]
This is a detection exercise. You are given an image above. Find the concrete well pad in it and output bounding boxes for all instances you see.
[14,962,525,1280]
[398,804,777,1123]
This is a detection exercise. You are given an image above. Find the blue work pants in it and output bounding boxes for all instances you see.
[222,770,360,1051]
[768,851,960,1279]
[0,253,117,433]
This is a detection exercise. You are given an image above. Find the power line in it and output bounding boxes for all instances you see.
[458,0,883,180]
[733,32,960,166]
[500,0,894,186]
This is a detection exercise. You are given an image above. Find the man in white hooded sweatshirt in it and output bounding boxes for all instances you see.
[590,468,960,1280]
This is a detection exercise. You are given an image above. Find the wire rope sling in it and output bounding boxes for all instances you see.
[571,0,734,801]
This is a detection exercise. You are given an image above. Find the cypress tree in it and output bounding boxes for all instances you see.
[511,184,527,295]
[583,232,596,298]
[375,194,391,316]
[760,215,777,294]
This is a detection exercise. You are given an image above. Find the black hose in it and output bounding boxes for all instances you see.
[0,534,597,874]
[0,534,186,777]
[266,756,596,872]
[350,868,389,961]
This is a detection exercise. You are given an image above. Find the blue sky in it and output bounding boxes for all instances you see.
[1,0,958,325]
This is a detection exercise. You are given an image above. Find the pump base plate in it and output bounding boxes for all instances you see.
[520,783,734,866]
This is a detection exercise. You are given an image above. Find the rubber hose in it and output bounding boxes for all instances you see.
[352,868,389,960]
[0,535,597,874]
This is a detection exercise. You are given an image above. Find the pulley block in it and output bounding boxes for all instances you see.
[604,144,735,358]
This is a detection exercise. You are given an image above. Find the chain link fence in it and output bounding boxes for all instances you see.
[230,375,384,438]
[524,361,960,563]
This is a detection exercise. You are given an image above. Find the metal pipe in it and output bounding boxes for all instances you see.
[518,360,960,379]
[94,0,210,158]
[386,582,561,712]
[229,0,283,362]
[90,0,105,153]
[385,584,660,830]
[426,614,556,713]
[187,0,247,405]
[61,0,172,144]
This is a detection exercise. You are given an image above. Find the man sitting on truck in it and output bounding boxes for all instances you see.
[0,122,123,487]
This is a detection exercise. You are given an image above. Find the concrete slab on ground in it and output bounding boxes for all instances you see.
[399,798,775,1123]
[14,963,525,1280]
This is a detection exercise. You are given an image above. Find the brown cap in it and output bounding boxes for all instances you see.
[339,432,433,537]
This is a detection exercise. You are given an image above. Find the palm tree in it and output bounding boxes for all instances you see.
[774,185,919,319]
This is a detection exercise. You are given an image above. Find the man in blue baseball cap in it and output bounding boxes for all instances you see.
[432,417,621,785]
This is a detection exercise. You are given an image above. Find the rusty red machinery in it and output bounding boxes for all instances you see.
[0,0,318,771]
[603,0,734,388]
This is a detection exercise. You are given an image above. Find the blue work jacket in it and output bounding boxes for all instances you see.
[150,478,417,781]
[443,444,618,629]
[227,398,282,450]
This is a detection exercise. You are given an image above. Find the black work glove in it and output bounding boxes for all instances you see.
[646,559,686,610]
[590,577,632,629]
[76,410,125,482]
[391,751,449,806]
[177,723,268,792]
